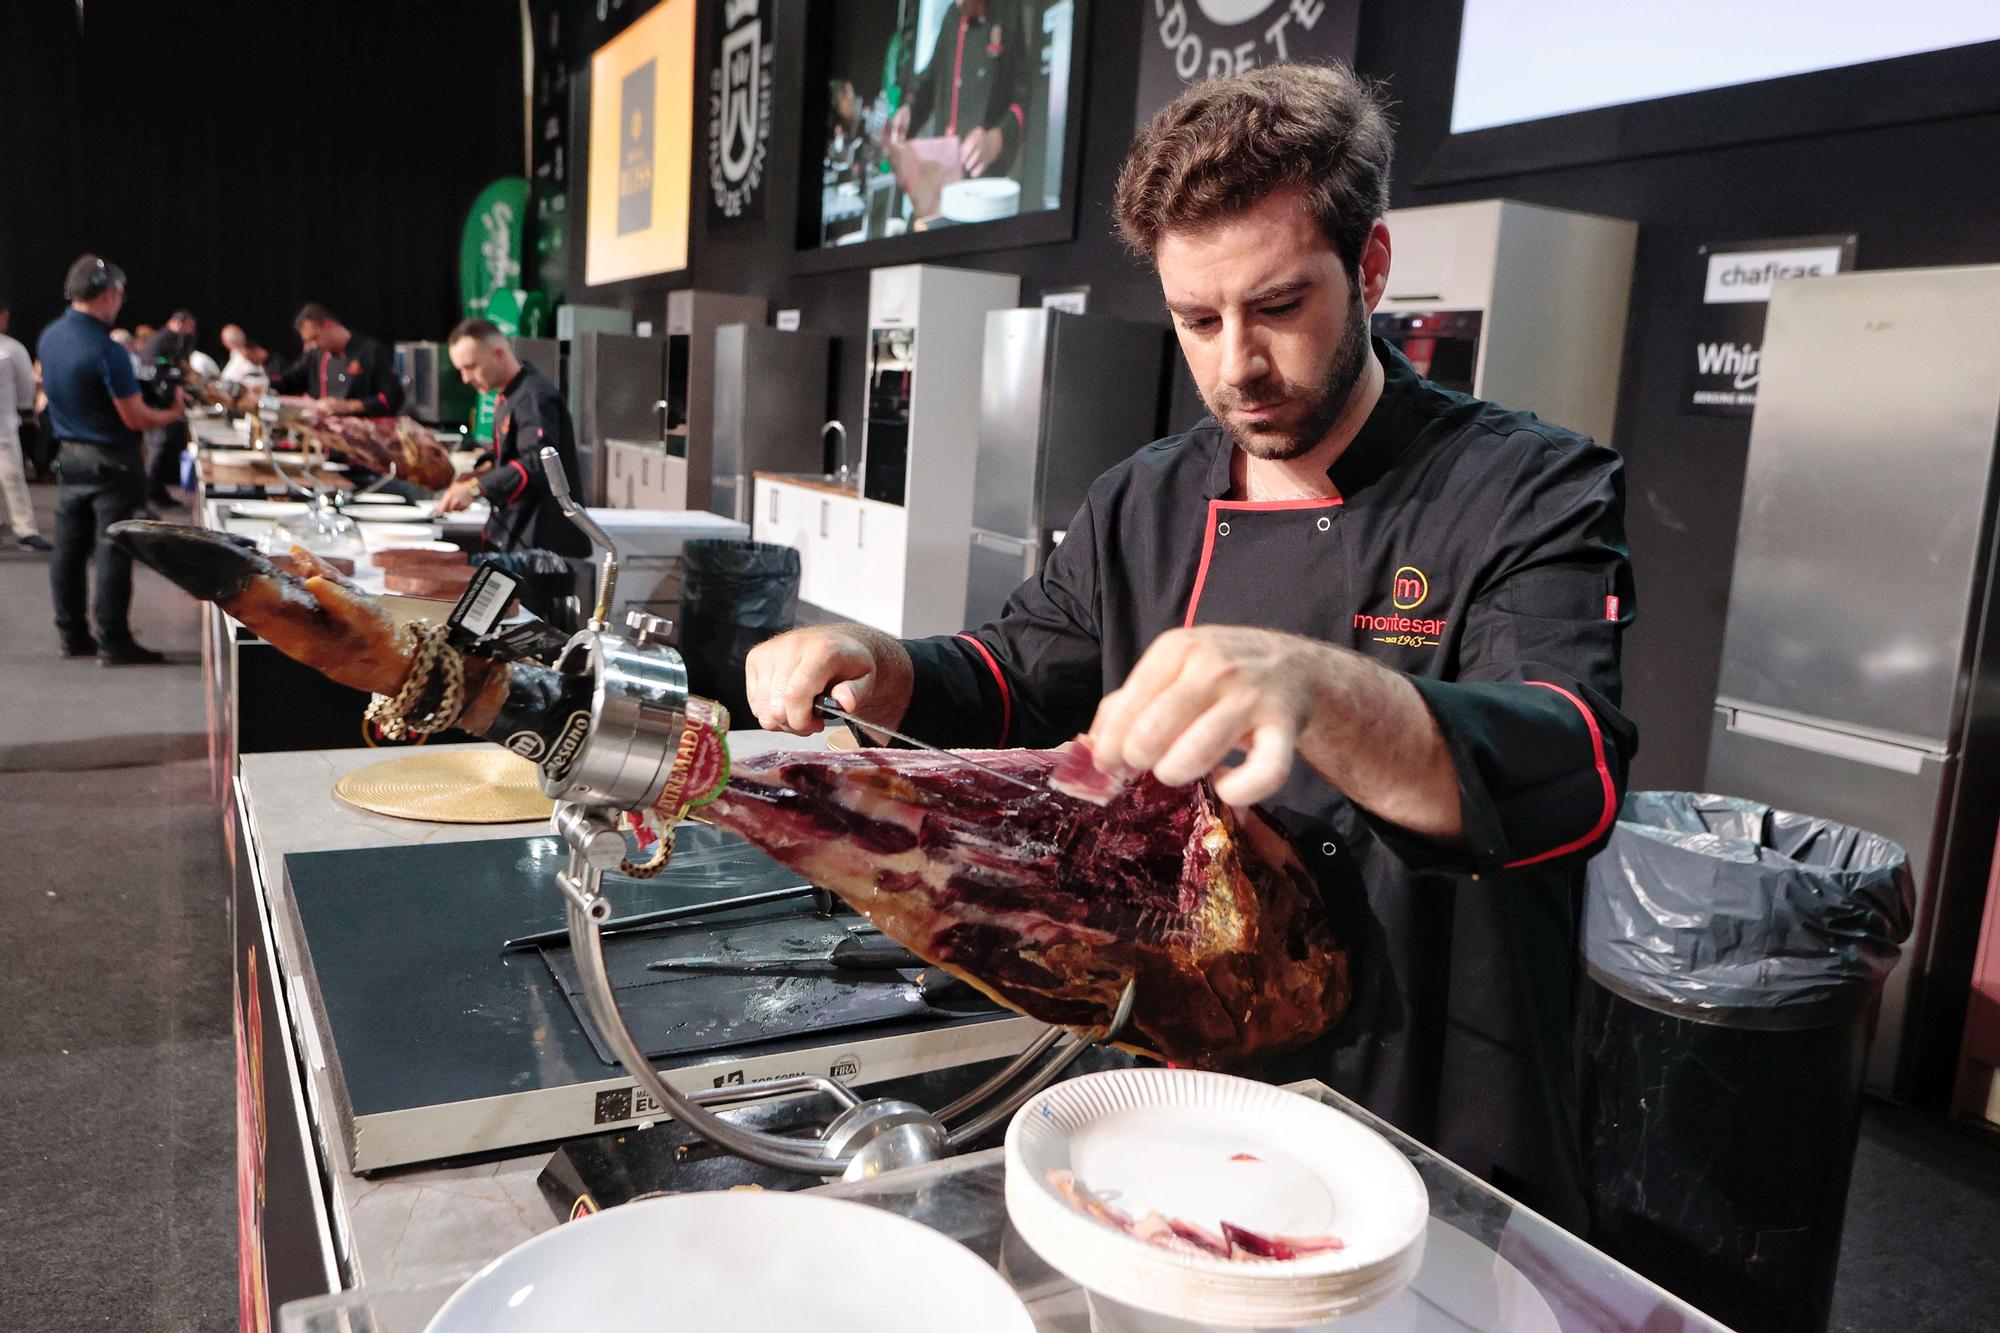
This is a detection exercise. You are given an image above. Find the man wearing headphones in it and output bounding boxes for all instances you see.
[38,254,186,664]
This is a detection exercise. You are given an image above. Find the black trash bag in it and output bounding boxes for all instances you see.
[472,549,589,636]
[681,539,801,629]
[678,540,801,722]
[1579,791,1915,1333]
[1584,789,1914,1026]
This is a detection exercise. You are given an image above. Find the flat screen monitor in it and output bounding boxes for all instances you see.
[586,0,697,286]
[803,0,1083,264]
[1451,0,2000,134]
[1428,0,2000,182]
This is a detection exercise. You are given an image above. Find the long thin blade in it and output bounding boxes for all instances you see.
[813,700,1050,795]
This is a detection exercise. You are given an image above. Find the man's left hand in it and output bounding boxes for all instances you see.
[435,477,482,513]
[316,397,358,416]
[1085,626,1332,807]
[960,125,1005,177]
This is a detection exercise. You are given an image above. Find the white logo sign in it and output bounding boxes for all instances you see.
[1702,245,1845,304]
[707,0,772,220]
[1153,0,1331,82]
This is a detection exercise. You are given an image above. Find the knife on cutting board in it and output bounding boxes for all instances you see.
[646,933,976,1002]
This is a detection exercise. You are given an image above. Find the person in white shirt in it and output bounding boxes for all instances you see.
[219,323,269,394]
[0,299,49,550]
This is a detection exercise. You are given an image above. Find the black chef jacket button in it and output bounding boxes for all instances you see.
[1321,840,1338,857]
[1217,520,1231,536]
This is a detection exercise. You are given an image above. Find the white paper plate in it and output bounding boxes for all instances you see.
[1085,1218,1560,1332]
[1007,1069,1429,1327]
[345,492,414,505]
[423,1191,1035,1333]
[366,539,461,556]
[357,522,444,549]
[227,500,309,519]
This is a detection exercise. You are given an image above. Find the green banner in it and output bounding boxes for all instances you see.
[460,177,532,317]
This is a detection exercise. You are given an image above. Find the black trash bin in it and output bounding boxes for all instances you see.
[1579,791,1914,1333]
[677,539,801,723]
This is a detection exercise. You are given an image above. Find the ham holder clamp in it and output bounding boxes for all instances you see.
[530,447,1136,1181]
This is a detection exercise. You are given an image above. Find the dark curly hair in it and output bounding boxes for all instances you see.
[1114,63,1394,273]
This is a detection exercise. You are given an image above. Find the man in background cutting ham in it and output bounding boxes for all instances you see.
[436,318,590,560]
[746,62,1635,1231]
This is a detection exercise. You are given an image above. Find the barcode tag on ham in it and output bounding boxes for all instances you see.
[447,566,519,643]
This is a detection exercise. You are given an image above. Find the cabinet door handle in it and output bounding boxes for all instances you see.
[820,499,830,538]
[770,489,779,522]
[857,509,865,547]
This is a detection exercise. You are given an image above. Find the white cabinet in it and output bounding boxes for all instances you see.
[602,439,689,509]
[799,492,856,612]
[851,500,906,633]
[753,479,817,598]
[750,479,910,635]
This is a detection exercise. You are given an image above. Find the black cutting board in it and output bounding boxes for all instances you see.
[283,825,988,1119]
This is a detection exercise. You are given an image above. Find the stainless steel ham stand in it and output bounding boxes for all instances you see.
[531,446,1135,1180]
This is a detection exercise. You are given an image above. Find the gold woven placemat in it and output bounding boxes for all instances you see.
[333,749,553,824]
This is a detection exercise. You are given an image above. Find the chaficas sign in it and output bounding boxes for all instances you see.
[1684,235,1855,417]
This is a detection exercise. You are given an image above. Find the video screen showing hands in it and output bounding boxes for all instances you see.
[818,0,1075,248]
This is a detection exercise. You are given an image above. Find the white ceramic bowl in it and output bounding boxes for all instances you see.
[941,177,1023,222]
[424,1190,1036,1333]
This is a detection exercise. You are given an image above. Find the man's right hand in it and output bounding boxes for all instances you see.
[744,624,915,735]
[885,104,912,149]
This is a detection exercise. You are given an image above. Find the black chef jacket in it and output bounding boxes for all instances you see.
[473,362,591,558]
[899,340,1636,1228]
[904,1,1030,176]
[272,332,403,417]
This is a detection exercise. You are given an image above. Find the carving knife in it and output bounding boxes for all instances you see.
[813,695,1052,796]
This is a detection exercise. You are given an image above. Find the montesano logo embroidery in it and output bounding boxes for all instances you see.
[1356,565,1446,648]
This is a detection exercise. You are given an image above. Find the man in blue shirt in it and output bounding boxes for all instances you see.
[38,255,188,664]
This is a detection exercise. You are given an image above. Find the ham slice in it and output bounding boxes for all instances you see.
[695,747,1348,1068]
[1046,735,1129,806]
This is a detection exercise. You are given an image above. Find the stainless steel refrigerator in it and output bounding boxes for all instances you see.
[569,331,666,506]
[711,324,830,524]
[1704,264,2000,1104]
[965,309,1167,626]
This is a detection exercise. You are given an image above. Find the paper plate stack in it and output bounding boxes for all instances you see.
[1006,1069,1429,1329]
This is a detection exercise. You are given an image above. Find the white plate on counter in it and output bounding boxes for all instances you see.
[423,1191,1035,1333]
[1007,1069,1429,1327]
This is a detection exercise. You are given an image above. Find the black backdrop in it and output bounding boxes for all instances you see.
[556,0,2000,789]
[0,0,525,367]
[13,0,2000,790]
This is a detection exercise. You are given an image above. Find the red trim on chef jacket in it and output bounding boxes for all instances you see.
[1182,496,1344,628]
[956,633,1012,745]
[501,458,531,502]
[1501,681,1617,868]
[946,14,969,136]
[1008,103,1024,137]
